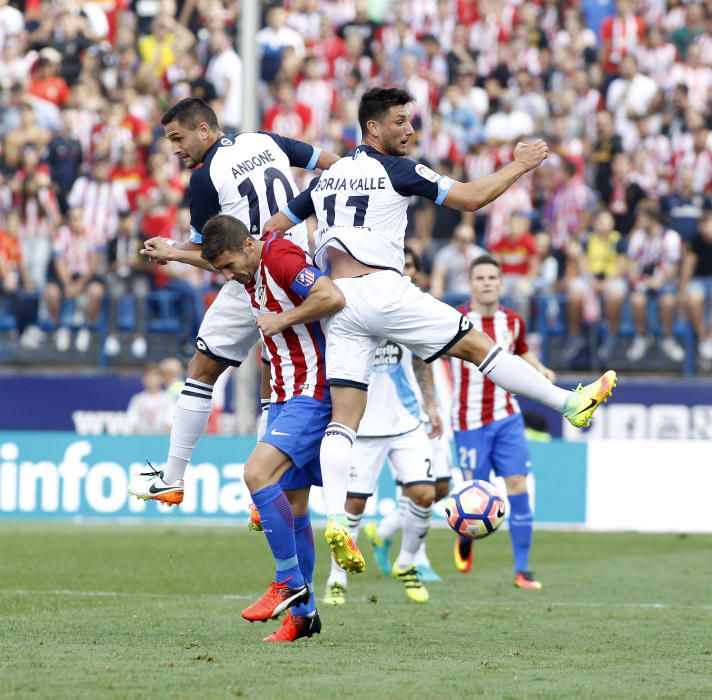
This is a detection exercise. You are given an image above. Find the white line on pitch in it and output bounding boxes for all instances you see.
[0,589,710,611]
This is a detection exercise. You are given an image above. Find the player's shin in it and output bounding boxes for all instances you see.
[478,347,569,412]
[292,513,316,615]
[251,483,305,587]
[162,380,213,483]
[508,493,533,573]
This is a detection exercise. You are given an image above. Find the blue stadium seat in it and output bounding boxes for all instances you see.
[146,290,183,333]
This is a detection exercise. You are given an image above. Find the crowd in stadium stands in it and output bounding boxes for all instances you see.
[0,0,712,372]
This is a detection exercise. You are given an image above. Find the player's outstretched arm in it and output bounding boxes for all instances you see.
[413,357,443,439]
[141,237,217,271]
[256,276,345,337]
[443,140,548,212]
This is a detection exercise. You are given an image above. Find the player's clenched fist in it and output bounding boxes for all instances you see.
[256,313,287,338]
[513,139,548,172]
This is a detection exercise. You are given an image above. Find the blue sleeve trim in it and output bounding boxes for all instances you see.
[282,205,302,225]
[189,225,203,245]
[435,176,455,206]
[306,147,321,170]
[289,265,324,299]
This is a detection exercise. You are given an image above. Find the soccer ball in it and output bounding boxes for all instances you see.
[444,479,506,540]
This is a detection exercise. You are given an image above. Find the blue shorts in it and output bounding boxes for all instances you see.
[261,394,330,490]
[454,413,530,481]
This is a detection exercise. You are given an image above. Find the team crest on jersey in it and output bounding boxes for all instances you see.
[296,268,315,287]
[415,163,440,183]
[256,285,267,308]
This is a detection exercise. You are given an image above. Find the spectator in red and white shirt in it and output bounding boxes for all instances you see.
[68,155,130,244]
[45,206,106,353]
[600,0,645,78]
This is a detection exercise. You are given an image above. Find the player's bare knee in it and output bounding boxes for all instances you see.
[188,350,227,384]
[405,483,435,507]
[449,328,494,366]
[346,496,367,516]
[505,474,527,495]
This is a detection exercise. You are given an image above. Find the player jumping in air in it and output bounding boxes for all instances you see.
[128,98,338,508]
[200,214,344,642]
[264,87,616,568]
[451,255,551,589]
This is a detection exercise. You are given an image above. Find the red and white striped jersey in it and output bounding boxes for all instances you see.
[245,235,328,404]
[52,224,105,276]
[451,305,528,431]
[67,176,130,244]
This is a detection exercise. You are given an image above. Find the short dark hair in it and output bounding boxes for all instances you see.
[403,245,422,273]
[358,87,414,135]
[470,254,501,274]
[200,215,251,263]
[161,98,219,130]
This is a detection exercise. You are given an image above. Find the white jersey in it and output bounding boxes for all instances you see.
[188,131,321,251]
[283,145,455,272]
[451,305,528,431]
[357,340,423,438]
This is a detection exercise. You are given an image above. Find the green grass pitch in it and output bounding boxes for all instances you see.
[1,523,710,699]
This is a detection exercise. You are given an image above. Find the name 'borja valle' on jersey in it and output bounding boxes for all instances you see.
[282,145,455,273]
[245,234,328,404]
[451,305,529,431]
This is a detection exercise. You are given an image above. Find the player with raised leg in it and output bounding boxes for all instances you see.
[127,98,338,509]
[452,255,548,589]
[264,88,616,559]
[200,214,343,641]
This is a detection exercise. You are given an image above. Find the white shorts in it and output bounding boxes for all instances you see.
[327,271,471,388]
[429,433,453,482]
[196,280,260,366]
[348,425,434,497]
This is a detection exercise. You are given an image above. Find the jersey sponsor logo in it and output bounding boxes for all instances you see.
[220,137,234,146]
[313,176,386,192]
[415,163,440,183]
[459,315,473,332]
[230,150,276,178]
[372,340,403,371]
[295,268,315,287]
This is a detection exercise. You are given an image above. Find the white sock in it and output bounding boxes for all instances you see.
[162,379,213,484]
[319,422,356,519]
[413,542,430,568]
[378,495,407,540]
[395,499,432,569]
[479,346,569,412]
[347,511,362,542]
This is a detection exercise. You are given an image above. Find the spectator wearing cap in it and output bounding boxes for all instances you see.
[681,209,712,362]
[68,153,129,245]
[45,206,106,353]
[626,203,685,363]
[104,209,152,359]
[28,49,70,108]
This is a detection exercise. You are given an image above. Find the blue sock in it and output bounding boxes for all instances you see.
[508,493,533,573]
[291,513,316,616]
[251,484,304,587]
